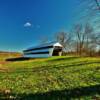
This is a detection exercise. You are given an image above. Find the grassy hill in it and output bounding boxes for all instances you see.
[0,56,100,100]
[0,51,22,61]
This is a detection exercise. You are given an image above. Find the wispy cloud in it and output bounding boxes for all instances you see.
[24,22,32,27]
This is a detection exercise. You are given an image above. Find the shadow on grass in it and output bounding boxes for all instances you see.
[48,56,79,62]
[31,61,100,73]
[6,57,32,62]
[6,56,78,62]
[7,61,99,73]
[0,84,100,100]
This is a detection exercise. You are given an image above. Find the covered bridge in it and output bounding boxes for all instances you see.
[23,42,63,58]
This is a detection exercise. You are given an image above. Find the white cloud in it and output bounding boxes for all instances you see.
[24,22,32,27]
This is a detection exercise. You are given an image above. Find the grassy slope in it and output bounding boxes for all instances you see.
[0,56,100,100]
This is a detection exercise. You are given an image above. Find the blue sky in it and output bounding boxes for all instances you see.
[0,0,79,52]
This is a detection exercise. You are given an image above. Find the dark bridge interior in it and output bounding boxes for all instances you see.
[52,46,62,56]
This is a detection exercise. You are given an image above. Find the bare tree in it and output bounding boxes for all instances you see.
[79,0,100,10]
[94,0,100,10]
[74,24,85,55]
[74,23,97,56]
[76,0,100,24]
[56,32,72,51]
[84,23,94,54]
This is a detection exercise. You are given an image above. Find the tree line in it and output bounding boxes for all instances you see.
[55,23,100,56]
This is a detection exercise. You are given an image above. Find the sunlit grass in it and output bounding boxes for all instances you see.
[0,55,100,99]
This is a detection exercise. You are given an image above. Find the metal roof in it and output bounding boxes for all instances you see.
[24,41,62,51]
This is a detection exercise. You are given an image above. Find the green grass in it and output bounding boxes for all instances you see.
[0,56,100,100]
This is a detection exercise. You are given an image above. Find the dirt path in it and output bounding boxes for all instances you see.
[0,62,9,72]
